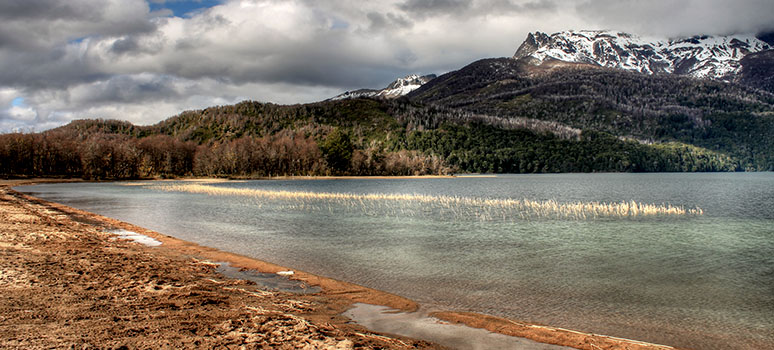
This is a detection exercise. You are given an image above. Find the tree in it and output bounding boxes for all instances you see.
[320,128,353,172]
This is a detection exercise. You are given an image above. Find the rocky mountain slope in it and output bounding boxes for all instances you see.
[737,49,774,92]
[513,30,771,81]
[408,56,774,170]
[331,74,436,100]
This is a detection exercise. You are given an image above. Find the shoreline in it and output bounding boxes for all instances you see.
[0,184,434,349]
[3,179,679,350]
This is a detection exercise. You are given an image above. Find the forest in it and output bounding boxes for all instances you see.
[410,58,774,171]
[0,93,750,179]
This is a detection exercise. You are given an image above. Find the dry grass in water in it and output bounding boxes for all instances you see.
[150,183,703,220]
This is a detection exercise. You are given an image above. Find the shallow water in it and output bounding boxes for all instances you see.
[344,303,571,350]
[215,262,320,294]
[17,173,774,349]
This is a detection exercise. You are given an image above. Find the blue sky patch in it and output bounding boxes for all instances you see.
[148,0,223,17]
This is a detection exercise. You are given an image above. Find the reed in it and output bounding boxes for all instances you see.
[151,183,703,220]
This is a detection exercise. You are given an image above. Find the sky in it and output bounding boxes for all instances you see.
[1,0,772,132]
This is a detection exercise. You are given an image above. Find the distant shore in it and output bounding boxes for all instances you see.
[1,175,455,186]
[2,179,677,350]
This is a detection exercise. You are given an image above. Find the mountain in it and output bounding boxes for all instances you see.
[737,49,774,92]
[3,94,749,180]
[3,30,773,179]
[408,56,774,170]
[331,74,436,100]
[513,30,771,81]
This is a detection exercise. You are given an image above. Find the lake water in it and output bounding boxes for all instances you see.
[16,173,774,349]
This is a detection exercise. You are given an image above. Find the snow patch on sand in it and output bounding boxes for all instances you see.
[106,229,162,247]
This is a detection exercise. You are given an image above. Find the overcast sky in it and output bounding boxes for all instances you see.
[1,0,772,132]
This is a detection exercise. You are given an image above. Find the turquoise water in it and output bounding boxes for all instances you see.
[17,173,774,349]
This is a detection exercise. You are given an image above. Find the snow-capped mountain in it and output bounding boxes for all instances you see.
[331,74,436,100]
[513,30,771,80]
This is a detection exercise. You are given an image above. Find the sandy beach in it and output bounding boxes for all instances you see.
[0,183,436,349]
[0,180,679,350]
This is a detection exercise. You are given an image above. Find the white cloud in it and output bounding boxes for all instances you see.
[1,0,772,132]
[0,88,19,107]
[6,105,37,122]
[575,0,774,38]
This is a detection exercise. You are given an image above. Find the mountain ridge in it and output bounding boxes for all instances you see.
[408,56,774,170]
[513,30,771,81]
[330,74,437,100]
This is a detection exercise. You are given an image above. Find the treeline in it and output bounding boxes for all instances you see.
[148,99,404,145]
[0,94,756,179]
[390,123,740,173]
[0,124,449,179]
[0,131,196,179]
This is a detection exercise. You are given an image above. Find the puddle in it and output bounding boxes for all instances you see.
[344,303,572,350]
[105,229,163,247]
[101,228,318,294]
[216,262,321,294]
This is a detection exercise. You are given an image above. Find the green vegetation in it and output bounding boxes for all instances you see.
[319,129,354,173]
[0,100,449,179]
[389,123,738,173]
[411,58,774,170]
[2,60,771,179]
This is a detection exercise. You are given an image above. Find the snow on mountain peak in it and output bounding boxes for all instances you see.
[513,30,771,80]
[331,74,437,100]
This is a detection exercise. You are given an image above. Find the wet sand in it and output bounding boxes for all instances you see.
[0,184,433,349]
[1,179,681,349]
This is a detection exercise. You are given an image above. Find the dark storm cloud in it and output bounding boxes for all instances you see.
[0,28,29,50]
[477,0,557,14]
[0,0,89,21]
[74,75,182,105]
[398,0,556,19]
[366,12,413,32]
[165,31,408,89]
[0,51,93,90]
[110,38,141,55]
[0,0,155,50]
[575,0,774,37]
[399,0,473,17]
[521,0,556,11]
[0,0,158,90]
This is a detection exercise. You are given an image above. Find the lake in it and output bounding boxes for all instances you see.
[16,173,774,349]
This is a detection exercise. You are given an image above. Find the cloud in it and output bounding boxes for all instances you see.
[0,91,43,132]
[398,0,557,19]
[0,0,154,50]
[399,0,472,17]
[0,0,95,21]
[1,0,773,132]
[575,0,774,37]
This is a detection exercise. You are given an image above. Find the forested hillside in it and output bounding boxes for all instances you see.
[0,90,751,179]
[3,54,773,179]
[409,58,774,170]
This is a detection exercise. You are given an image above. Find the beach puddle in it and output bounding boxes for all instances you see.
[105,229,162,247]
[344,303,572,350]
[216,262,320,294]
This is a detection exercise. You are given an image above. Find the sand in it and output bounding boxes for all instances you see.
[0,185,436,349]
[0,179,681,350]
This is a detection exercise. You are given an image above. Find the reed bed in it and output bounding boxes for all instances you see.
[150,183,703,220]
[119,182,156,186]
